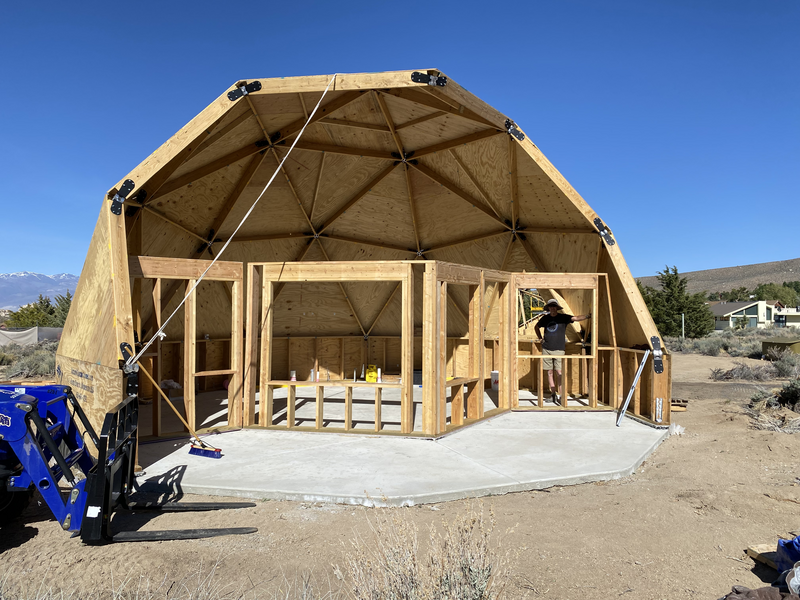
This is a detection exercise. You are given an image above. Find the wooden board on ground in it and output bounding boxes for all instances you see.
[746,544,778,570]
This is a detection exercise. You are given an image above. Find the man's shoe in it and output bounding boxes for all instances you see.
[551,391,559,406]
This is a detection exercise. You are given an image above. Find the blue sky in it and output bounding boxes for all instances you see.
[0,0,797,278]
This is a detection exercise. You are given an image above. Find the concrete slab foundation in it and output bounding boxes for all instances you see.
[137,412,669,506]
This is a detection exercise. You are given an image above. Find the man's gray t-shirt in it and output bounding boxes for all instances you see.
[539,314,573,351]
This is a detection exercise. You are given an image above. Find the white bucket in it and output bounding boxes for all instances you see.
[491,370,499,391]
[290,370,296,382]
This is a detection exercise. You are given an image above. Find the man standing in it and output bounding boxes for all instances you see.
[534,299,591,405]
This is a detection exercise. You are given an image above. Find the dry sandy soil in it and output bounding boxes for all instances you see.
[2,353,800,600]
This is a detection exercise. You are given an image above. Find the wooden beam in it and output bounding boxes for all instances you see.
[321,233,413,254]
[316,240,367,337]
[395,111,447,131]
[422,262,439,435]
[192,111,255,159]
[448,149,504,219]
[149,141,266,201]
[270,90,365,144]
[366,282,401,336]
[467,273,485,419]
[228,232,313,244]
[202,151,266,246]
[243,265,260,426]
[309,153,326,222]
[129,256,242,281]
[140,206,208,245]
[410,162,510,229]
[381,88,497,128]
[509,135,518,226]
[290,140,394,161]
[485,235,516,322]
[184,279,197,432]
[274,241,315,300]
[319,117,391,132]
[107,206,135,362]
[411,129,502,159]
[374,91,405,157]
[404,165,422,254]
[229,279,244,426]
[316,163,398,234]
[268,147,315,233]
[401,264,414,433]
[258,279,275,426]
[427,229,509,252]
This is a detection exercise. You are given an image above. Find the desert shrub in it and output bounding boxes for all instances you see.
[339,503,509,600]
[765,348,800,379]
[6,350,55,378]
[710,362,777,381]
[777,380,800,411]
[695,337,725,357]
[727,338,763,358]
[0,350,15,366]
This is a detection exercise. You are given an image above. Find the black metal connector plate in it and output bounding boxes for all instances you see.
[227,81,262,101]
[411,72,448,87]
[505,119,525,141]
[651,336,664,374]
[594,217,616,246]
[109,179,135,216]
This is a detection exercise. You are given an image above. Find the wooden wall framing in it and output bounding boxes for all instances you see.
[129,256,243,436]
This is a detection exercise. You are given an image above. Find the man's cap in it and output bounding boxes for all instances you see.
[545,299,562,309]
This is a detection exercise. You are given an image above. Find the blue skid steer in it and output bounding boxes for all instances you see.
[0,379,257,543]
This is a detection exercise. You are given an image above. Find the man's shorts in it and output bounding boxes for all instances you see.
[542,348,565,371]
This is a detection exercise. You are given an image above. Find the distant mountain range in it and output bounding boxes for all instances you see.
[0,272,79,310]
[636,258,800,294]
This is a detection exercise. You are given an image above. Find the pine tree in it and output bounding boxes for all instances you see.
[638,266,714,338]
[7,295,58,327]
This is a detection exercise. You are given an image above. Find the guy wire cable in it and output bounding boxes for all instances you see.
[128,73,338,366]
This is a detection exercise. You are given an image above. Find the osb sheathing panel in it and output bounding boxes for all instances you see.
[58,208,118,367]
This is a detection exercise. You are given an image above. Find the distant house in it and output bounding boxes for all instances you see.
[710,300,776,329]
[774,304,800,328]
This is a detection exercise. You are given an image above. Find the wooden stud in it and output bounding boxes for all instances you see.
[183,279,197,432]
[451,383,464,427]
[401,264,414,433]
[467,273,484,419]
[422,262,439,435]
[259,279,275,426]
[316,385,324,429]
[229,278,244,426]
[287,385,296,428]
[345,386,353,431]
[374,387,382,432]
[152,278,163,436]
[439,280,448,432]
[243,265,260,425]
[590,285,599,408]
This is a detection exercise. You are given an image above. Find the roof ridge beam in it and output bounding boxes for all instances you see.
[289,140,394,160]
[319,117,391,132]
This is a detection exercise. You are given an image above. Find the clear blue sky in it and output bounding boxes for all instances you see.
[1,0,797,278]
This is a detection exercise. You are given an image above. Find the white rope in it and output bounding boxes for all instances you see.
[128,73,338,366]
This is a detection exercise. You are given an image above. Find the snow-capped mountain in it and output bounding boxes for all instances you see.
[0,272,79,310]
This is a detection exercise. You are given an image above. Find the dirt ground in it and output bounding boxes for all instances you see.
[2,353,800,599]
